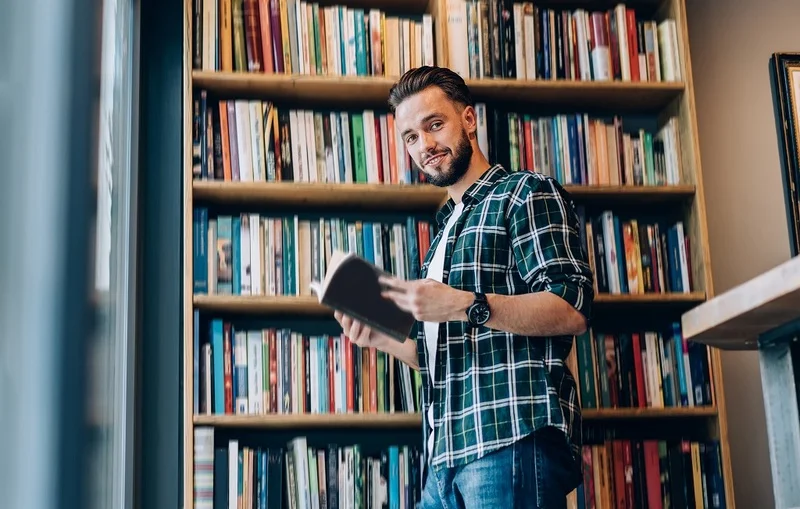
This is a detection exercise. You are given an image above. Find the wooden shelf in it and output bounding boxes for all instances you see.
[192,71,685,111]
[566,184,696,202]
[193,294,327,315]
[192,180,696,209]
[193,181,447,210]
[582,406,717,420]
[595,292,706,305]
[194,412,422,428]
[194,292,707,315]
[193,406,716,429]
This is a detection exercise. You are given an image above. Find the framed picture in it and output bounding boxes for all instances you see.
[771,52,800,256]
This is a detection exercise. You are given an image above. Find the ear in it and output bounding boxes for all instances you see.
[461,105,478,138]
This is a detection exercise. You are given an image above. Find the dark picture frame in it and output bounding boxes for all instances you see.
[771,52,800,256]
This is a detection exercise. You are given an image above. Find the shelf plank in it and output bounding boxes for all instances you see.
[194,294,327,315]
[192,71,685,111]
[466,78,685,111]
[566,184,695,202]
[582,406,717,420]
[193,181,447,210]
[193,407,716,429]
[192,180,695,209]
[594,292,706,304]
[194,292,706,315]
[194,413,422,428]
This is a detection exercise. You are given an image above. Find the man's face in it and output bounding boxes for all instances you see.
[394,86,473,188]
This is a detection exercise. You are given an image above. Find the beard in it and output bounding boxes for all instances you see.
[420,129,473,188]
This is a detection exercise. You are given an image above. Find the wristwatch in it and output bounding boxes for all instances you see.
[466,292,491,326]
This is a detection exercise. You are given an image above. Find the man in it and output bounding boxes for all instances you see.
[333,66,594,508]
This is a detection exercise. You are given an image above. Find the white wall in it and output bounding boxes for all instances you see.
[686,0,800,507]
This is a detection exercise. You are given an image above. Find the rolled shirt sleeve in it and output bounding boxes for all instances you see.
[507,175,595,323]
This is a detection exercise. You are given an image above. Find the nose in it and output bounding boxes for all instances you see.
[420,131,436,153]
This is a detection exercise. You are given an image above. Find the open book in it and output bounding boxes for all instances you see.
[309,250,414,342]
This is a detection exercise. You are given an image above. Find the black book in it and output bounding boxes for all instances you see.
[310,250,414,342]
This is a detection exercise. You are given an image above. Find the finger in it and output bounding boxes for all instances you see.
[350,318,363,340]
[357,323,372,346]
[382,289,414,312]
[379,275,407,291]
[340,313,352,333]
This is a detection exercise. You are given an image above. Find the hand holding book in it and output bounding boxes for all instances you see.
[311,249,475,341]
[333,310,395,349]
[309,249,416,342]
[378,275,473,323]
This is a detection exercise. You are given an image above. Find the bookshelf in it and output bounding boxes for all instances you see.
[183,0,734,507]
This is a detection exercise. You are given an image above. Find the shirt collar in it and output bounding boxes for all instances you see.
[435,164,508,227]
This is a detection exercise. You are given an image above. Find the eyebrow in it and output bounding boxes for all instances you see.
[400,112,443,138]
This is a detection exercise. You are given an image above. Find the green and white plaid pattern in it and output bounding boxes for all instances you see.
[414,164,594,470]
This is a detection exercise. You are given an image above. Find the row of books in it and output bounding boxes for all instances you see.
[193,0,434,77]
[193,92,684,187]
[578,209,693,295]
[192,95,423,185]
[506,113,682,187]
[192,210,432,297]
[193,316,712,419]
[194,317,422,416]
[449,2,682,83]
[194,429,422,509]
[192,0,684,84]
[192,207,694,298]
[575,325,713,411]
[193,426,727,509]
[578,438,726,509]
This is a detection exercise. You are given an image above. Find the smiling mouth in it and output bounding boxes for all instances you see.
[424,153,448,167]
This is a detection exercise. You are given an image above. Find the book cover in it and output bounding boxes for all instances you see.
[310,250,414,342]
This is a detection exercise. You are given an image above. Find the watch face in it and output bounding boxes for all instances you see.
[470,303,491,325]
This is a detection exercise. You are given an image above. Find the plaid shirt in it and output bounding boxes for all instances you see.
[414,164,594,473]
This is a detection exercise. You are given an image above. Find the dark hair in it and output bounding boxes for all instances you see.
[388,66,474,113]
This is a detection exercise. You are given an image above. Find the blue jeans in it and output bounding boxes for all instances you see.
[418,427,581,509]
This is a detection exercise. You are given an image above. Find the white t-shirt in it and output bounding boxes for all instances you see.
[424,201,465,458]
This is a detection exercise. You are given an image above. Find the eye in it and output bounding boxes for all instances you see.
[430,121,442,130]
[405,134,417,145]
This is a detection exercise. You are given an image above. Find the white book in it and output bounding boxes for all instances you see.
[235,100,253,181]
[379,114,390,182]
[305,110,317,182]
[422,14,434,65]
[513,3,525,79]
[330,112,341,183]
[299,0,309,74]
[228,440,238,509]
[240,214,251,295]
[289,109,304,181]
[573,9,590,81]
[446,0,469,77]
[475,103,488,157]
[250,213,262,294]
[247,331,263,414]
[346,8,356,76]
[658,20,675,81]
[524,4,537,80]
[340,113,353,183]
[362,109,377,183]
[249,101,266,181]
[615,5,630,81]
